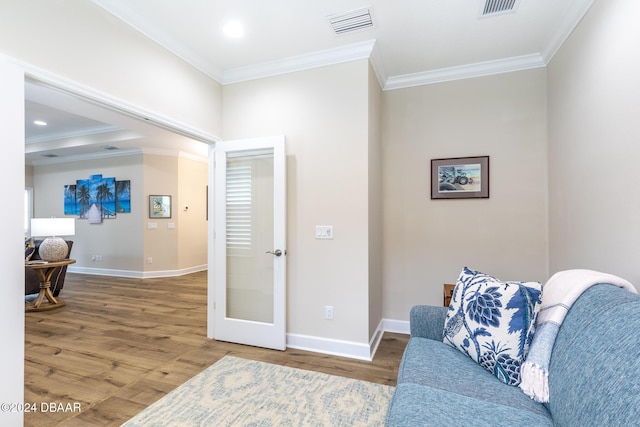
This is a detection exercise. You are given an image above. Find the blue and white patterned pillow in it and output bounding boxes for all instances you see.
[443,267,542,386]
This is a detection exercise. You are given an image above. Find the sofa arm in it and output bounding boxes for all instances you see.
[410,305,448,341]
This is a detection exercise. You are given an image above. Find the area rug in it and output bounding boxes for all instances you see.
[122,356,394,426]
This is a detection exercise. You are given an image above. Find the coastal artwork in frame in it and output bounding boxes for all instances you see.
[431,156,490,199]
[149,195,171,218]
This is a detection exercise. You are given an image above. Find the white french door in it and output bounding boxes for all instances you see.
[210,135,286,350]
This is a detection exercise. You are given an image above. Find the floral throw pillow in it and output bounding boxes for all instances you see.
[443,267,542,386]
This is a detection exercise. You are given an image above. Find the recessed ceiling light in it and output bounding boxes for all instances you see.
[222,20,244,38]
[33,120,47,126]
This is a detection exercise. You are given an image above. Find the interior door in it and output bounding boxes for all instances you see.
[212,136,286,350]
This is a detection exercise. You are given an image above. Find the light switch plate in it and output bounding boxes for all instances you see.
[315,225,333,239]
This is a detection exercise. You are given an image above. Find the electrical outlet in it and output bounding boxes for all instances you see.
[315,226,334,239]
[147,257,153,264]
[325,306,334,320]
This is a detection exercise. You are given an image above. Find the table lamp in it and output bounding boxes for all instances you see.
[30,217,75,262]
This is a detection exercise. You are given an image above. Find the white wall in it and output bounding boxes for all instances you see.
[0,58,25,427]
[382,68,549,320]
[223,60,375,350]
[548,0,640,288]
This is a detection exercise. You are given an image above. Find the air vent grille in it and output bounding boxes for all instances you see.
[328,7,373,35]
[482,0,517,16]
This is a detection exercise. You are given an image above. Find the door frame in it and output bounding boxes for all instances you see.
[207,135,286,350]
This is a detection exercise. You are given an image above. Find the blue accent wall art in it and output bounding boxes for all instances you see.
[64,174,131,222]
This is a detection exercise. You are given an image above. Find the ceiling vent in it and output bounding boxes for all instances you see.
[481,0,517,17]
[41,154,58,158]
[327,7,374,35]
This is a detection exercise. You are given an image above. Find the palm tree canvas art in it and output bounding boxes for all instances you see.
[63,174,130,221]
[63,184,77,215]
[115,180,131,213]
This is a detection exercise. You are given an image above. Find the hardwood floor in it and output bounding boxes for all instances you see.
[24,271,409,426]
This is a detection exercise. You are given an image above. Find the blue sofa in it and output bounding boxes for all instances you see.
[386,284,640,426]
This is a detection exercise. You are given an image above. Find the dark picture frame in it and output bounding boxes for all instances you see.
[431,156,490,199]
[149,195,171,218]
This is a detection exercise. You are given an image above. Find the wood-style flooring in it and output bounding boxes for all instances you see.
[24,271,409,426]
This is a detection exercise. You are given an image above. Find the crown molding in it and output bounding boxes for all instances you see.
[25,125,121,145]
[141,147,208,163]
[28,147,143,166]
[368,41,387,90]
[384,53,546,90]
[223,40,376,85]
[28,146,208,166]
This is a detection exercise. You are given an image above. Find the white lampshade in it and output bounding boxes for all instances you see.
[31,218,75,237]
[30,218,75,262]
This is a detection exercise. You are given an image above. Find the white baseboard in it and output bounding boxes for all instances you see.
[368,319,385,359]
[68,264,207,279]
[286,319,409,361]
[382,318,410,335]
[287,333,374,361]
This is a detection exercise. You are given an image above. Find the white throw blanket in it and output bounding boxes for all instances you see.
[519,269,637,403]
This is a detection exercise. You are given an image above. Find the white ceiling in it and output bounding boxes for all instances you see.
[26,0,594,165]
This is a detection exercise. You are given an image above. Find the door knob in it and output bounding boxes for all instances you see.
[266,249,283,257]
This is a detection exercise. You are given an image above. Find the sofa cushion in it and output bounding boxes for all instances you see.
[398,337,550,419]
[545,284,640,426]
[442,267,541,386]
[386,382,553,427]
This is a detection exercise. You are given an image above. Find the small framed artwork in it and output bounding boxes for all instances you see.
[431,156,489,199]
[149,195,171,218]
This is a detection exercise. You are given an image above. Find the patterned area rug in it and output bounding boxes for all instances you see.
[122,356,394,426]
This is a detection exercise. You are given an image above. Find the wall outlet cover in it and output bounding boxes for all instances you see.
[315,225,333,239]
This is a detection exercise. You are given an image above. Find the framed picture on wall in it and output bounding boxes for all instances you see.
[149,195,171,218]
[431,156,490,199]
